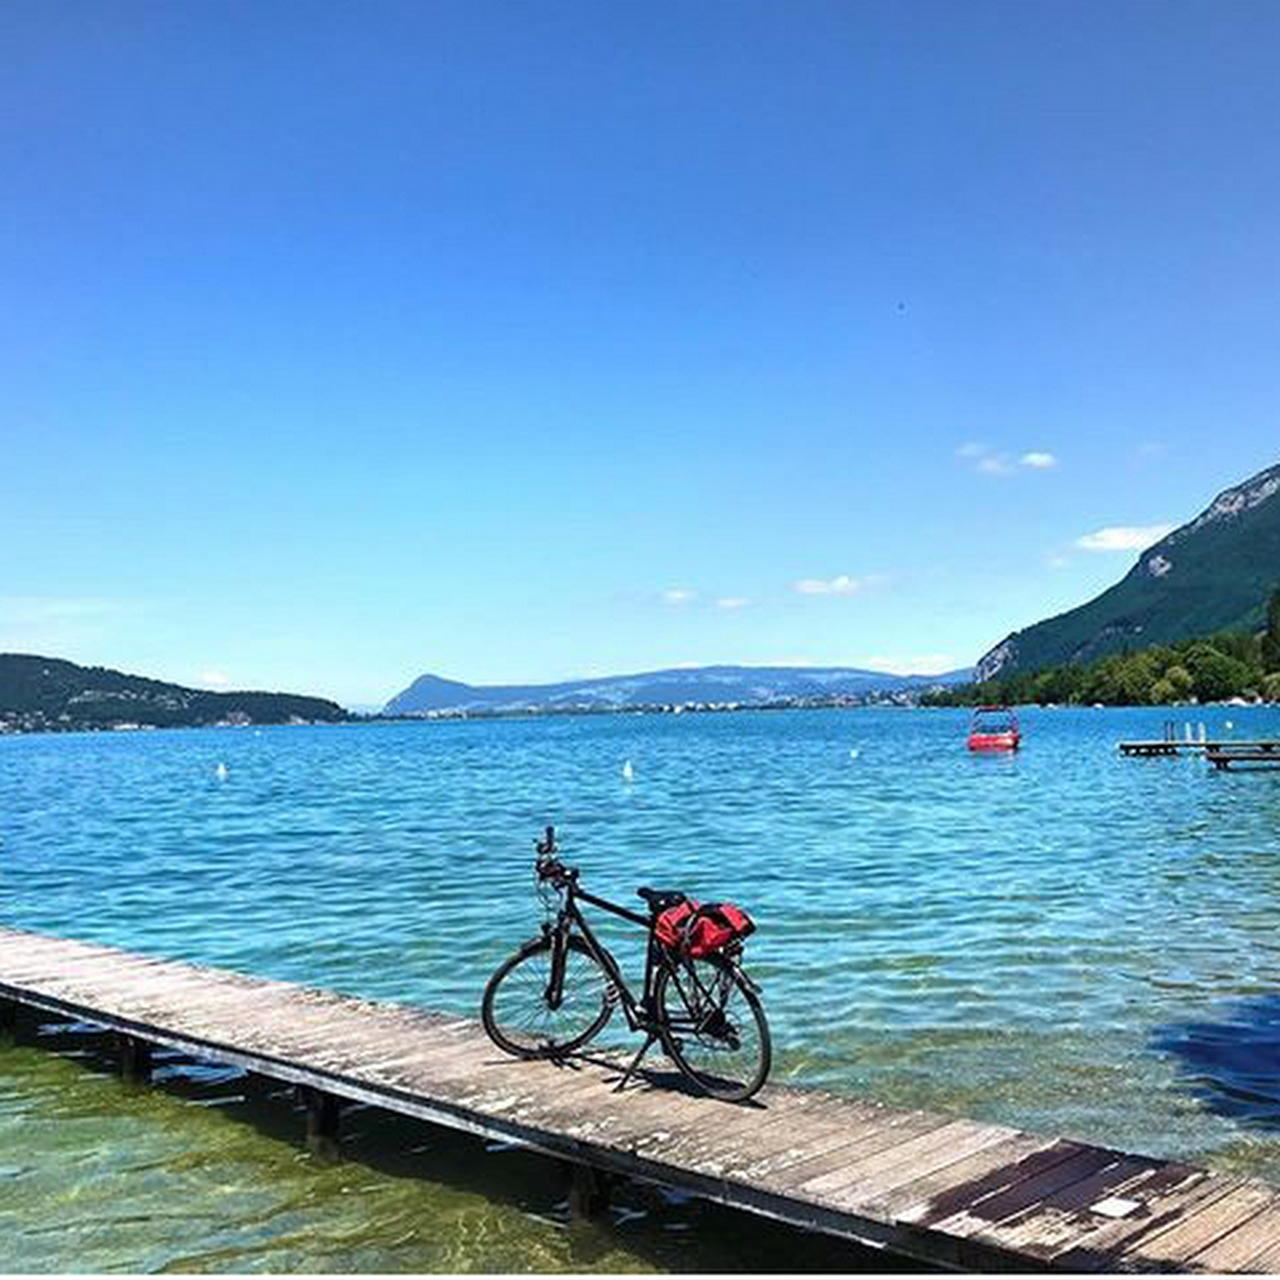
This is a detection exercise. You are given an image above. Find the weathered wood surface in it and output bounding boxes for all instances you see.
[2,927,1280,1273]
[1119,741,1196,757]
[1120,740,1280,772]
[1208,745,1280,771]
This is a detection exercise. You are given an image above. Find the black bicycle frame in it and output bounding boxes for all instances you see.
[545,879,665,1032]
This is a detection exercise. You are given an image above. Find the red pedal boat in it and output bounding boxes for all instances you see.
[968,705,1021,752]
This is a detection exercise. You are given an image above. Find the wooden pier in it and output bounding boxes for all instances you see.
[1120,739,1280,763]
[1118,740,1199,757]
[4,926,1280,1273]
[1207,743,1280,770]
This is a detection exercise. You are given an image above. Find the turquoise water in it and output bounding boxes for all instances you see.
[4,706,1280,1269]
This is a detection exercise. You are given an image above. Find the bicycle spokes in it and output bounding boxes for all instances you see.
[657,954,768,1097]
[671,961,738,1041]
[485,941,613,1055]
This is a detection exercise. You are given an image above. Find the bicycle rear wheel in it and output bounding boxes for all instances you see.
[655,952,771,1102]
[481,935,615,1058]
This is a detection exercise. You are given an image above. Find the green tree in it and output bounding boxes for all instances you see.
[1032,664,1084,705]
[1263,589,1280,673]
[1263,671,1280,703]
[926,625,1275,709]
[1080,653,1161,705]
[1206,630,1261,668]
[1182,643,1253,702]
[1164,665,1194,701]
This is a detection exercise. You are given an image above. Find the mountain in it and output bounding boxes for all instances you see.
[977,461,1280,680]
[384,663,973,715]
[0,654,348,733]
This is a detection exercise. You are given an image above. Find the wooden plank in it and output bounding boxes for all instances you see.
[46,974,267,1017]
[724,1098,912,1183]
[339,1037,486,1083]
[760,1109,952,1191]
[865,1131,1064,1223]
[904,1137,1086,1228]
[684,1093,860,1176]
[0,953,176,990]
[622,1092,818,1177]
[1185,1194,1280,1272]
[973,1152,1167,1254]
[2,923,1277,1276]
[800,1118,1018,1203]
[1110,1179,1279,1272]
[1042,1168,1234,1271]
[926,1142,1126,1237]
[1232,1222,1280,1274]
[827,1125,1022,1217]
[0,970,271,1024]
[997,1161,1225,1267]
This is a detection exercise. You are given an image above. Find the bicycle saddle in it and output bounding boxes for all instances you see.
[636,886,686,912]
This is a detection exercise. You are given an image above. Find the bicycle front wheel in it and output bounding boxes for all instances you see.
[481,935,615,1058]
[655,953,771,1102]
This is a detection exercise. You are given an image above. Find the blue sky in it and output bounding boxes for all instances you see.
[3,1,1279,706]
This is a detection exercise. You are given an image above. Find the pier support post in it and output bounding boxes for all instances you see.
[300,1086,342,1159]
[565,1161,612,1219]
[115,1032,152,1084]
[0,998,16,1041]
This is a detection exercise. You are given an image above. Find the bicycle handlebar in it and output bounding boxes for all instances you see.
[535,824,577,887]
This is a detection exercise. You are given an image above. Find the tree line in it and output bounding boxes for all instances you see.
[927,589,1280,708]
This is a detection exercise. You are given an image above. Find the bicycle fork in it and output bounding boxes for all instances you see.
[543,926,569,1011]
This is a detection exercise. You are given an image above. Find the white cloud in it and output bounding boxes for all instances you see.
[794,574,866,597]
[199,669,232,688]
[1045,554,1071,570]
[661,588,696,606]
[1020,451,1058,470]
[977,453,1015,476]
[1076,524,1175,553]
[958,443,1058,477]
[716,597,749,610]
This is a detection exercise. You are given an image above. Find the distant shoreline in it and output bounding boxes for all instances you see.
[5,698,1277,739]
[1,695,938,736]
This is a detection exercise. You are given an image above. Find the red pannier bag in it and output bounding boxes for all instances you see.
[654,900,755,957]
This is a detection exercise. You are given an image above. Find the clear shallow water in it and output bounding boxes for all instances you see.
[4,706,1280,1269]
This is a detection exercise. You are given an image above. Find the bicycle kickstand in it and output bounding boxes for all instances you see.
[614,1032,658,1092]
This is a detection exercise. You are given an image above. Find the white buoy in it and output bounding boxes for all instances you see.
[621,759,635,782]
[215,762,229,780]
[849,747,860,760]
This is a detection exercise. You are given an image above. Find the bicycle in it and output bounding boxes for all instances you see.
[481,826,771,1102]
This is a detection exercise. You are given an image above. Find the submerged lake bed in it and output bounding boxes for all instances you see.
[4,705,1280,1270]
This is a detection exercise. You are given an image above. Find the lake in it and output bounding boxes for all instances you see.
[3,706,1280,1270]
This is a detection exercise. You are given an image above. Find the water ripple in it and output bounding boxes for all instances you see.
[4,706,1280,1265]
